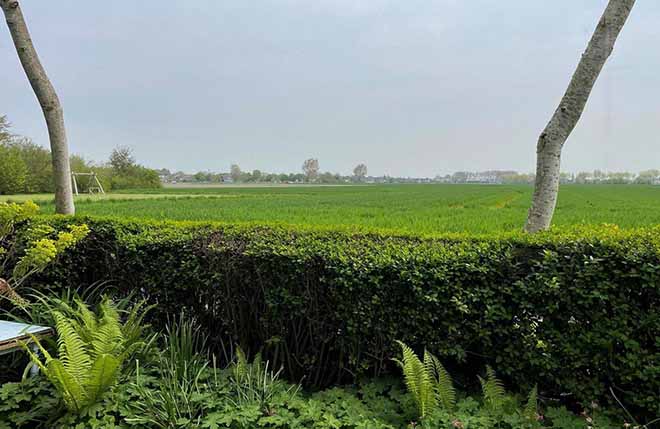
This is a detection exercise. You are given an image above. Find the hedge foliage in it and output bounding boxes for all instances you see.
[23,217,660,418]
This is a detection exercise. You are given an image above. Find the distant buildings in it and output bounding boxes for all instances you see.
[154,167,660,186]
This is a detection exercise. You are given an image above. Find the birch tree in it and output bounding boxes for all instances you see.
[1,0,74,214]
[524,0,635,233]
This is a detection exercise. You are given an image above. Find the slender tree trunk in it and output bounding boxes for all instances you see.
[1,0,74,214]
[524,0,635,233]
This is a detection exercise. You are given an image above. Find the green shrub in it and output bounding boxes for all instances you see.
[0,201,88,307]
[25,217,660,419]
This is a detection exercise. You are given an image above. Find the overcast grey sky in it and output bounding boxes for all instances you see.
[2,1,659,177]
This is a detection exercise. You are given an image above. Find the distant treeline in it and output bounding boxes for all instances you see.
[158,160,378,185]
[0,116,160,194]
[436,170,660,185]
[163,167,660,186]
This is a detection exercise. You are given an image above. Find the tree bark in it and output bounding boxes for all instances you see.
[524,0,635,233]
[1,0,74,214]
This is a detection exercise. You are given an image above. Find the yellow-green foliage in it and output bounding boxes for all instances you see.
[0,200,38,238]
[0,201,88,305]
[12,223,89,281]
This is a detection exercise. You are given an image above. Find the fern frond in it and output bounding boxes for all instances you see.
[425,351,455,412]
[479,366,506,414]
[47,359,86,413]
[91,301,123,356]
[86,354,121,403]
[91,322,123,356]
[52,310,92,384]
[122,300,155,346]
[396,341,436,419]
[234,346,248,381]
[523,385,538,421]
[72,297,98,343]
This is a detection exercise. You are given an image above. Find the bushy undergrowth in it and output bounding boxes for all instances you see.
[1,369,621,429]
[16,215,658,419]
[1,292,621,428]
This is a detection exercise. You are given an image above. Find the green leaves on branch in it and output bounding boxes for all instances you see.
[0,201,88,306]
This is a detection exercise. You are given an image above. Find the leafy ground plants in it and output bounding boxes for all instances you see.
[395,341,542,428]
[0,326,640,428]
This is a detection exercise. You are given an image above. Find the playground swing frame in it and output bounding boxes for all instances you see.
[71,171,105,195]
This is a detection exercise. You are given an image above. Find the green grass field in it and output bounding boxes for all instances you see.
[6,184,660,234]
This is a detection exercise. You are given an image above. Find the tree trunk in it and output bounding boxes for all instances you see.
[1,0,74,214]
[524,0,635,233]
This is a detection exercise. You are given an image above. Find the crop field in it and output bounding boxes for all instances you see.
[8,184,660,234]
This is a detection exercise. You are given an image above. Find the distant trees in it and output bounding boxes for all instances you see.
[230,164,242,182]
[193,171,213,182]
[0,144,28,194]
[0,136,66,194]
[0,116,10,141]
[0,123,161,194]
[109,146,136,173]
[526,0,636,233]
[302,158,320,182]
[573,170,654,184]
[103,146,160,190]
[14,138,53,192]
[636,170,660,184]
[353,164,368,182]
[2,0,74,214]
[0,119,38,194]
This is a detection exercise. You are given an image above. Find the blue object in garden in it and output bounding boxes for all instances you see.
[0,320,53,376]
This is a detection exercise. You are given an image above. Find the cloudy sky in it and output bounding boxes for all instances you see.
[2,1,658,176]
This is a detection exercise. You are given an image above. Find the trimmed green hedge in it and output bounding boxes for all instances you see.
[28,217,660,417]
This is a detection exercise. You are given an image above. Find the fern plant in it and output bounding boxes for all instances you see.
[424,349,456,413]
[395,342,541,424]
[393,341,455,420]
[478,365,507,415]
[22,297,140,413]
[524,385,539,422]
